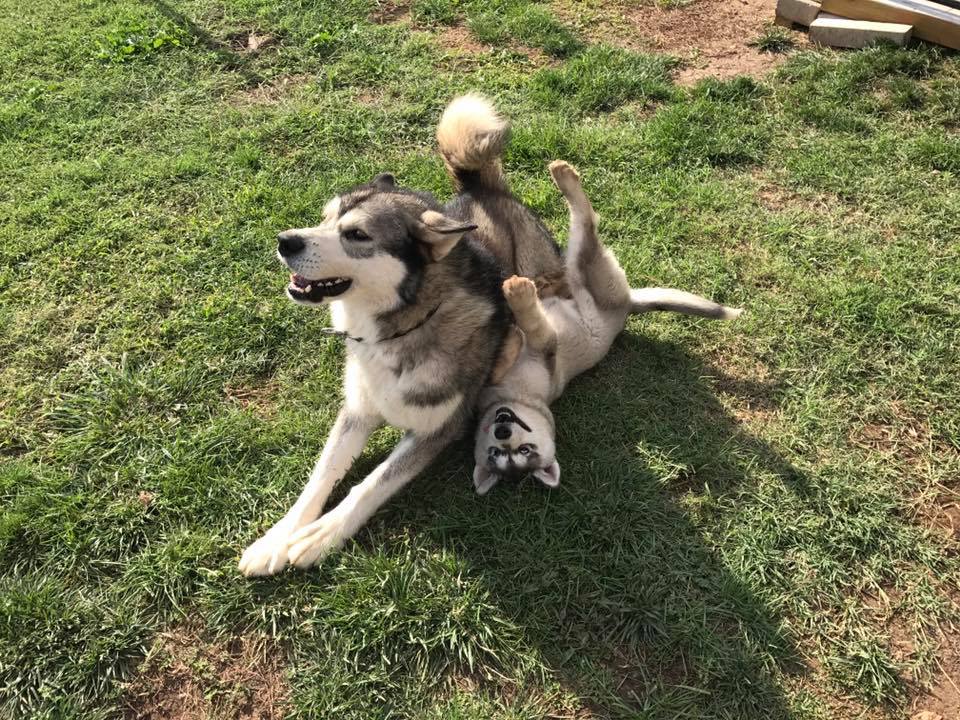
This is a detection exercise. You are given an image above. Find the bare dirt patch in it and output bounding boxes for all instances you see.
[557,0,811,85]
[224,29,276,54]
[861,584,960,720]
[371,0,411,25]
[225,379,280,416]
[751,176,847,215]
[706,353,781,426]
[230,75,313,106]
[432,24,492,56]
[123,627,289,720]
[371,0,554,67]
[905,615,960,720]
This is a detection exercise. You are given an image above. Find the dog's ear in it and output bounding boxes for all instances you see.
[473,465,500,496]
[372,173,396,190]
[414,210,477,261]
[532,460,560,489]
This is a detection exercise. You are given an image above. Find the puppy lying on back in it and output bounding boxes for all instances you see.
[473,161,742,495]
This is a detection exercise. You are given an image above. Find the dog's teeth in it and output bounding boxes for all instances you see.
[303,284,312,293]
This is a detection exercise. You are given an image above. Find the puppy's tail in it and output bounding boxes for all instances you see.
[629,288,743,320]
[437,94,510,193]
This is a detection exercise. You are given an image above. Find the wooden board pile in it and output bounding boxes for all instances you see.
[775,0,960,49]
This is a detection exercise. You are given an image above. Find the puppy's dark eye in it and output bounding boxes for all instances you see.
[488,447,500,457]
[343,229,371,242]
[518,445,531,456]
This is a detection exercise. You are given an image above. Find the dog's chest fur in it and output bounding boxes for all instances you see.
[332,285,499,434]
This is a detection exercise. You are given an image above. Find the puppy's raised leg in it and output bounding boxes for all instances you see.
[503,275,557,353]
[287,424,458,568]
[239,364,381,577]
[549,160,630,310]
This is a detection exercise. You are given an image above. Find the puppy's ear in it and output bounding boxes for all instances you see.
[414,210,477,261]
[532,460,560,489]
[372,173,396,190]
[473,465,500,496]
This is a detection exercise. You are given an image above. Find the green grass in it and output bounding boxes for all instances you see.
[1,0,959,718]
[749,25,796,55]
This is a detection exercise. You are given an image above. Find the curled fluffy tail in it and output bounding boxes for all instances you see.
[437,94,510,193]
[629,288,743,320]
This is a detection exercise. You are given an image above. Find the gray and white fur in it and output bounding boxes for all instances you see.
[473,161,743,495]
[239,95,564,575]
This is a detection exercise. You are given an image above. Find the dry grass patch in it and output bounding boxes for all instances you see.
[224,378,280,417]
[123,626,289,720]
[229,75,314,107]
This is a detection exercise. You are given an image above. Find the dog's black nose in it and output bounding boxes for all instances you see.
[494,426,511,440]
[277,232,305,257]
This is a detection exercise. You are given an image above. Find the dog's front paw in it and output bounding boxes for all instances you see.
[287,510,354,569]
[503,275,537,306]
[239,522,294,577]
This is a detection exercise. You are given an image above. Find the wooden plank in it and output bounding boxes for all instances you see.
[776,0,822,26]
[810,14,913,47]
[821,0,960,48]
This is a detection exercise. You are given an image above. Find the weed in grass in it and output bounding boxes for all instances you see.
[413,0,462,26]
[749,25,795,54]
[96,22,184,63]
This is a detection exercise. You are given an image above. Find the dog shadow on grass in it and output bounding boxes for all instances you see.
[392,332,808,718]
[245,332,809,718]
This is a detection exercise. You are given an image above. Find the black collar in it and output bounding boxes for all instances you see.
[322,302,442,344]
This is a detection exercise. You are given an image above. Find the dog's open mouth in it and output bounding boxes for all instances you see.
[287,273,352,302]
[494,407,532,432]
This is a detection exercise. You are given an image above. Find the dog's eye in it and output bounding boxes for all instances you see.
[488,447,499,457]
[343,229,371,242]
[518,445,531,456]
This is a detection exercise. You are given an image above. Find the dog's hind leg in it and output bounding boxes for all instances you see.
[629,288,743,320]
[503,275,557,353]
[287,422,460,568]
[550,161,630,311]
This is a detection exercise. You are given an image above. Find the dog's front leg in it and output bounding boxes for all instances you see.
[287,426,456,569]
[239,408,380,577]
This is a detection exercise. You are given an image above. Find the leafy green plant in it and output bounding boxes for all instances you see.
[96,23,183,63]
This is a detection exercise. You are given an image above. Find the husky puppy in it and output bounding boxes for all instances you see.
[472,161,742,495]
[239,96,564,576]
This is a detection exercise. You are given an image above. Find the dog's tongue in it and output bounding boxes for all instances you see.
[290,273,310,289]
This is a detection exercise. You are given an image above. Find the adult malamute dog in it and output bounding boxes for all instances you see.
[239,95,562,576]
[472,161,742,495]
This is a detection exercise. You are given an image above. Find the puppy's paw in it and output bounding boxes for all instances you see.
[239,522,293,577]
[549,160,581,193]
[503,275,537,307]
[287,510,353,569]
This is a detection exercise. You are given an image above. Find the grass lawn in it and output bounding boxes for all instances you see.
[2,0,959,717]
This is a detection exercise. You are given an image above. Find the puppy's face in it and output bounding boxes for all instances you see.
[473,402,560,495]
[276,173,475,309]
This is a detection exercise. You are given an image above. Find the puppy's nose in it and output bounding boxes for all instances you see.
[494,426,511,440]
[277,232,305,257]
